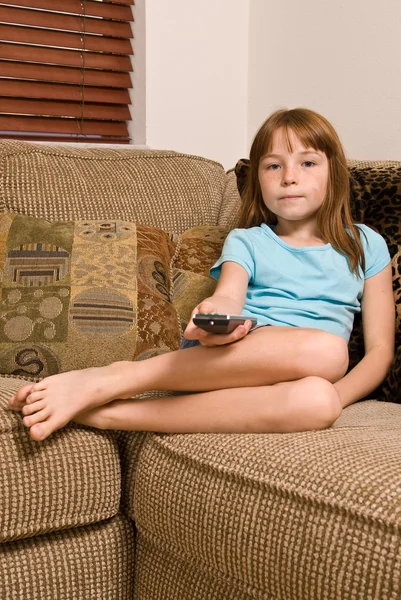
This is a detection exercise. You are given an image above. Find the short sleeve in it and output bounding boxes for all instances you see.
[358,224,391,279]
[210,228,255,281]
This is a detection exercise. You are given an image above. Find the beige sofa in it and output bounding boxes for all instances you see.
[0,140,400,600]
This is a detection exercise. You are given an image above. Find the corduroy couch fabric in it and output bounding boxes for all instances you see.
[133,403,401,600]
[0,140,237,600]
[0,141,230,233]
[0,140,400,600]
[1,514,135,600]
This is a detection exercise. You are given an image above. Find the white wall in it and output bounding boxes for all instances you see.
[140,0,249,169]
[137,0,401,166]
[247,0,401,160]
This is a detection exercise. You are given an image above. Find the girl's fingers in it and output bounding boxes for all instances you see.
[196,300,216,314]
[183,315,202,340]
[200,321,252,347]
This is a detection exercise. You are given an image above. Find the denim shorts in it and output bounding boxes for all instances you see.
[179,324,268,350]
[180,337,201,350]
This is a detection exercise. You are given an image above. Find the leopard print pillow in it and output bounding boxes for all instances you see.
[234,159,401,403]
[349,165,401,402]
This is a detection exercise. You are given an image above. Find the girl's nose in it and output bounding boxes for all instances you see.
[282,168,298,185]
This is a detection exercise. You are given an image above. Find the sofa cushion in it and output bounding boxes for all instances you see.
[1,513,134,600]
[217,170,241,230]
[116,429,149,513]
[234,159,401,402]
[132,401,401,600]
[0,213,181,378]
[0,376,122,542]
[171,225,229,332]
[134,531,258,600]
[346,162,401,370]
[0,141,229,233]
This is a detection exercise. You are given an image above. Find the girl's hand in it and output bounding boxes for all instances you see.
[184,300,253,347]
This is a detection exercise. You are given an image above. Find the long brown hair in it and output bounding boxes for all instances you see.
[238,108,365,274]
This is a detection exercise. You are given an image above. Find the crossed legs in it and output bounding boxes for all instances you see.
[74,376,343,434]
[8,326,348,441]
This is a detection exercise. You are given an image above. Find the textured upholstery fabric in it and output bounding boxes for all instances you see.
[348,163,401,402]
[1,514,134,600]
[0,213,180,377]
[116,429,149,513]
[171,225,229,331]
[0,141,232,599]
[218,169,241,230]
[133,401,401,600]
[134,532,261,600]
[348,165,401,333]
[0,141,227,233]
[0,376,121,542]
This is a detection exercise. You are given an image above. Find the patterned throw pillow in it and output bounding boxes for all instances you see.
[349,165,401,402]
[0,214,181,379]
[233,159,401,403]
[171,226,229,332]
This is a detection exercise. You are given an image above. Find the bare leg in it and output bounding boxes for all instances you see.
[9,327,348,441]
[75,376,343,434]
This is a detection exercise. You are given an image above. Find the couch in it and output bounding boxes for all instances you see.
[0,140,400,600]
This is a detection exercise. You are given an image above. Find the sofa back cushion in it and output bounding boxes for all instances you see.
[171,226,229,332]
[0,141,230,233]
[0,213,181,378]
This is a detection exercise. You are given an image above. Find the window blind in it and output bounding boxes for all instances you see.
[0,0,134,143]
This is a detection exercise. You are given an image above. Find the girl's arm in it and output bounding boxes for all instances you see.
[334,264,395,407]
[184,261,251,346]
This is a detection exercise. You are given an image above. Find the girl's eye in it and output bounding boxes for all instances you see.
[303,161,315,167]
[267,163,280,170]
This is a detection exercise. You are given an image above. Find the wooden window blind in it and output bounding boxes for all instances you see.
[0,0,134,143]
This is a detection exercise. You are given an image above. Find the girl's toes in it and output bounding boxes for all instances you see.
[30,414,68,442]
[7,395,18,410]
[30,421,54,442]
[22,408,50,428]
[29,423,45,441]
[8,385,33,410]
[22,400,46,416]
[26,391,45,404]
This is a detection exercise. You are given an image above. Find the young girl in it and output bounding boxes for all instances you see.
[8,108,395,441]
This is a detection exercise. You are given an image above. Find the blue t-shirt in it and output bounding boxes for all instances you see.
[210,223,390,342]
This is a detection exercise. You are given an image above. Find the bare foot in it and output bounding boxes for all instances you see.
[8,384,34,411]
[74,398,135,431]
[17,363,131,441]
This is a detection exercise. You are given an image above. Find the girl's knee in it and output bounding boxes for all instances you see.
[297,376,343,430]
[302,330,349,382]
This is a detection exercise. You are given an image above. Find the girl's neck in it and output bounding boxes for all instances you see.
[274,220,326,247]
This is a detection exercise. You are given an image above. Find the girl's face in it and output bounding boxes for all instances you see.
[258,127,329,226]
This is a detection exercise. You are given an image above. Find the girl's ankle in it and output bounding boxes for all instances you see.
[107,361,136,399]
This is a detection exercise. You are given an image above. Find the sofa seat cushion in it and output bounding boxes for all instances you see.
[1,513,134,600]
[116,429,149,513]
[0,141,228,233]
[0,376,122,542]
[132,401,401,600]
[0,213,181,378]
[133,531,259,600]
